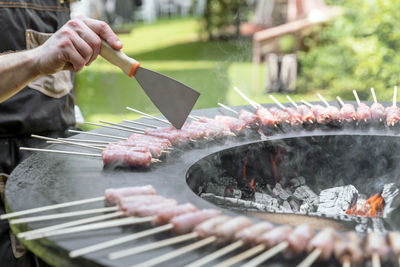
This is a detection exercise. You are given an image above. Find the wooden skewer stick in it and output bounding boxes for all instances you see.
[46,141,106,148]
[46,141,107,150]
[20,147,160,164]
[269,95,286,110]
[371,88,378,104]
[133,236,217,267]
[31,134,103,151]
[337,96,345,106]
[317,93,330,107]
[99,120,146,132]
[214,244,266,267]
[0,195,105,220]
[122,119,158,129]
[69,224,174,258]
[301,100,314,108]
[84,122,143,134]
[286,95,298,108]
[352,90,361,106]
[188,115,200,121]
[342,256,351,267]
[58,138,111,144]
[371,253,381,267]
[18,211,123,239]
[109,232,199,260]
[25,216,154,240]
[242,241,289,267]
[393,86,398,107]
[68,130,127,140]
[186,240,244,267]
[126,107,171,125]
[232,86,260,110]
[68,129,126,140]
[218,103,239,115]
[10,206,118,224]
[20,147,102,157]
[297,248,322,267]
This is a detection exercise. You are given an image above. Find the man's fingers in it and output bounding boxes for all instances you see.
[69,32,93,65]
[66,19,101,64]
[79,16,122,50]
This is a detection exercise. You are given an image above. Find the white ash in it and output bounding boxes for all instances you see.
[254,192,280,209]
[293,185,319,205]
[317,185,358,215]
[231,189,242,199]
[272,183,292,200]
[281,201,292,212]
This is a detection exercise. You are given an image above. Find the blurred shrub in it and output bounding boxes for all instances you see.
[202,0,248,40]
[297,0,400,98]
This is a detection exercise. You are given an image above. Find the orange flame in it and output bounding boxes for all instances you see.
[242,152,249,181]
[270,154,280,183]
[345,193,384,218]
[249,179,255,190]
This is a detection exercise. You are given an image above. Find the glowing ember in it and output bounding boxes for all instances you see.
[270,154,279,183]
[345,193,384,218]
[249,179,255,190]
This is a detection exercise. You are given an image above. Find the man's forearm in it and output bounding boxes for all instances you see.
[0,49,40,103]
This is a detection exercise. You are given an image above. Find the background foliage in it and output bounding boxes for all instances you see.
[297,0,400,100]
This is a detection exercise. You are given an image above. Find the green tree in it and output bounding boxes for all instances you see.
[297,0,400,99]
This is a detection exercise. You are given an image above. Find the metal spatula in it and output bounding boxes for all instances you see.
[100,41,200,129]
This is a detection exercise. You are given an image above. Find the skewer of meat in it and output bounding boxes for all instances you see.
[1,184,156,220]
[19,194,175,239]
[10,185,158,225]
[243,224,314,267]
[126,106,171,126]
[386,86,400,126]
[218,103,259,127]
[109,216,250,261]
[388,231,400,267]
[334,231,363,267]
[269,95,302,126]
[131,216,253,267]
[122,119,159,129]
[352,90,372,123]
[297,228,338,267]
[69,203,201,258]
[370,88,386,122]
[108,215,232,260]
[188,222,274,267]
[27,206,219,242]
[301,100,330,124]
[365,232,389,267]
[287,95,315,124]
[337,96,357,123]
[317,93,341,123]
[70,210,220,262]
[99,120,149,133]
[214,225,293,267]
[85,121,143,134]
[231,86,279,127]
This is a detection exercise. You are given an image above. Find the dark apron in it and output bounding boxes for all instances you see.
[0,1,74,266]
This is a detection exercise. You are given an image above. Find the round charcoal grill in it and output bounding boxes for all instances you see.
[5,102,400,266]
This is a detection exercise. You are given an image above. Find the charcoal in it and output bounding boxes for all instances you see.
[381,183,399,217]
[272,183,292,200]
[201,193,280,212]
[218,176,237,187]
[281,201,292,212]
[289,199,300,212]
[231,189,242,199]
[206,183,226,196]
[254,192,280,209]
[299,202,314,213]
[288,176,306,188]
[293,185,319,205]
[317,185,358,215]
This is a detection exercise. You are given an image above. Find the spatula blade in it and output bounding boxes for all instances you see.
[134,67,200,129]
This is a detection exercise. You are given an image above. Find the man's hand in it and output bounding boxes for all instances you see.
[34,16,122,75]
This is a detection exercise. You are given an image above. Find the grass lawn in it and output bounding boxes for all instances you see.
[75,17,321,127]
